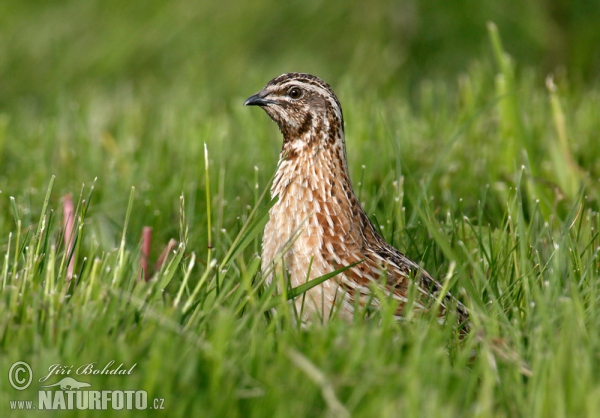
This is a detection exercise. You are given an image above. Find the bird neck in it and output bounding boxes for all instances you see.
[271,124,353,203]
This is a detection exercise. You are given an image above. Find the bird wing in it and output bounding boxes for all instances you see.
[323,219,469,329]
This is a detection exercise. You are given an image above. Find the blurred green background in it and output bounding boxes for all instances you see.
[1,0,599,109]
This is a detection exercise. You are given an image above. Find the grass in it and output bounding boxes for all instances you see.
[2,2,600,417]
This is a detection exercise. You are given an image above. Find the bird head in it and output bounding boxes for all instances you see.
[244,73,345,147]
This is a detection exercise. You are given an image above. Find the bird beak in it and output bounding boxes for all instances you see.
[244,92,274,107]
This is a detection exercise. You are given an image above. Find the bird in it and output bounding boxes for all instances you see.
[244,72,469,331]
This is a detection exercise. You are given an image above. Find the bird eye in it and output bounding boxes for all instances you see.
[288,87,302,99]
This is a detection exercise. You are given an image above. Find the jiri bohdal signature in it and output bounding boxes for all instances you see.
[38,361,137,383]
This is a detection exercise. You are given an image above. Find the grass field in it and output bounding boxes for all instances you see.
[2,1,600,417]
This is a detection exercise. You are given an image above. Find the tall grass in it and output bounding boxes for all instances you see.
[1,2,600,417]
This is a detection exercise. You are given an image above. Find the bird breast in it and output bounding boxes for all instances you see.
[261,148,359,291]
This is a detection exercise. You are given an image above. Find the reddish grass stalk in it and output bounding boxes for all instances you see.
[155,238,178,272]
[139,227,153,282]
[63,194,75,281]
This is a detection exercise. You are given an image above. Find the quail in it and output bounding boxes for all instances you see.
[245,73,468,331]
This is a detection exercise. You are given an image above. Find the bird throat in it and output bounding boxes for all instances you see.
[272,122,349,202]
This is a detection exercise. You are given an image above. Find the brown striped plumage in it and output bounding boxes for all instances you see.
[245,73,468,330]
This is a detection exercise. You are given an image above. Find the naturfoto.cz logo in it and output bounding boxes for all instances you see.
[7,361,165,411]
